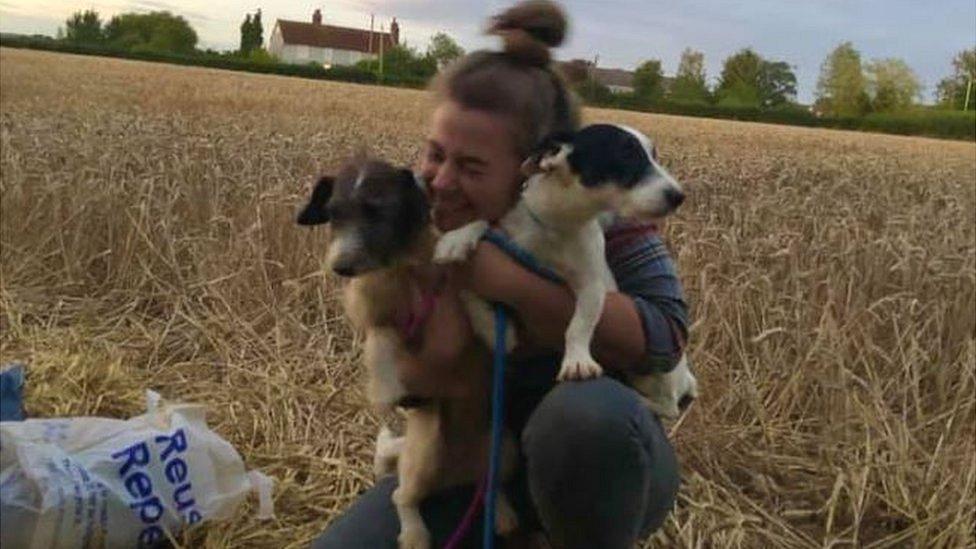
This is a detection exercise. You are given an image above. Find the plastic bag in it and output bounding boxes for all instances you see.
[0,390,274,548]
[0,362,25,421]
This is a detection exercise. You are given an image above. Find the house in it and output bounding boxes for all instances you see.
[557,59,635,94]
[269,9,398,67]
[557,59,673,95]
[591,67,635,94]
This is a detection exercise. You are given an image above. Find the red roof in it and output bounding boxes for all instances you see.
[275,20,395,54]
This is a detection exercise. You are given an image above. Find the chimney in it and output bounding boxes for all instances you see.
[390,17,399,45]
[312,9,322,25]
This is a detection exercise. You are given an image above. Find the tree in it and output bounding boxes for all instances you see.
[240,14,252,54]
[239,12,264,56]
[253,10,263,50]
[717,48,764,106]
[759,60,797,107]
[633,59,665,103]
[247,47,277,65]
[426,32,464,69]
[103,12,197,54]
[865,58,921,112]
[669,48,709,104]
[815,41,870,117]
[936,48,976,109]
[356,45,437,81]
[64,10,104,44]
[575,77,613,103]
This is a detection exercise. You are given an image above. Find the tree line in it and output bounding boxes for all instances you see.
[62,9,197,55]
[58,8,465,75]
[571,44,975,116]
[56,7,976,116]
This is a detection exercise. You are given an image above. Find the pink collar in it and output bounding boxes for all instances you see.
[394,272,446,344]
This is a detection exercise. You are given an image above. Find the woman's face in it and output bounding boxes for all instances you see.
[419,101,523,232]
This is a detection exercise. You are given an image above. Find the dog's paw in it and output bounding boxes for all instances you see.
[460,291,517,352]
[557,350,604,381]
[398,526,431,549]
[503,320,518,354]
[373,426,402,478]
[644,355,698,419]
[433,220,488,263]
[494,494,519,536]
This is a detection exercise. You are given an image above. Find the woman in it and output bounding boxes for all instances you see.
[313,2,688,547]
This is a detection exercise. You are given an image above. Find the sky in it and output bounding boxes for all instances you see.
[1,0,974,104]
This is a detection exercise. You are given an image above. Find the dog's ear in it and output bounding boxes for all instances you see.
[397,168,423,191]
[521,133,574,177]
[296,175,334,226]
[398,168,429,218]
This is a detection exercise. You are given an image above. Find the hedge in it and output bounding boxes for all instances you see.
[2,34,973,141]
[596,94,975,141]
[0,34,428,88]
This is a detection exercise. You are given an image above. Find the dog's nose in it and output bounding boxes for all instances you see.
[664,188,685,209]
[332,264,356,277]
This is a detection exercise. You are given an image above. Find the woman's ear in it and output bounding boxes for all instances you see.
[296,175,334,225]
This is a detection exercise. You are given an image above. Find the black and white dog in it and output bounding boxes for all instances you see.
[435,123,698,418]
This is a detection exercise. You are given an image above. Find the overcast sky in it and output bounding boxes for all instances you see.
[1,0,974,103]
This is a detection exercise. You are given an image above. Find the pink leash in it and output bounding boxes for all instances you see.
[393,273,502,548]
[442,474,488,549]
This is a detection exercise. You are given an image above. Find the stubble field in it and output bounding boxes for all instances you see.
[1,47,974,548]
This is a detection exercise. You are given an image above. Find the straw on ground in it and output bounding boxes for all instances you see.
[1,48,974,548]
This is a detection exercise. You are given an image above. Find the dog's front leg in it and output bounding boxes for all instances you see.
[394,408,442,549]
[459,291,518,353]
[557,276,607,381]
[365,327,409,411]
[433,220,489,263]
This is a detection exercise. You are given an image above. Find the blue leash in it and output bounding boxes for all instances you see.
[483,304,507,549]
[478,230,561,548]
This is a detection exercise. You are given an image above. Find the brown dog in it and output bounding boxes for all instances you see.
[297,157,517,549]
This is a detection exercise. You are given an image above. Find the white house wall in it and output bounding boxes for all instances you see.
[269,26,284,57]
[273,43,375,67]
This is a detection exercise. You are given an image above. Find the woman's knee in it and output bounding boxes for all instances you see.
[520,376,680,546]
[523,376,648,450]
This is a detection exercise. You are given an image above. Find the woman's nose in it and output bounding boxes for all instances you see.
[429,163,458,192]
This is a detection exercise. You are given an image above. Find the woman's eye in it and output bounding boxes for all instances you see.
[426,149,444,164]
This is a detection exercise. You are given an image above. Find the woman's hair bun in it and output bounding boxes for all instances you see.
[487,0,568,67]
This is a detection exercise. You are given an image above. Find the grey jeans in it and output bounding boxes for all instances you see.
[311,375,680,549]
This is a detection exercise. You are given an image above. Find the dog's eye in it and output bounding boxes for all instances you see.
[326,204,347,223]
[362,202,383,219]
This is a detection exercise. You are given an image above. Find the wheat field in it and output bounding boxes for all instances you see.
[1,47,974,548]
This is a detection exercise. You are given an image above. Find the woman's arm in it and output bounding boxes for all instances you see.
[457,242,648,369]
[458,224,688,376]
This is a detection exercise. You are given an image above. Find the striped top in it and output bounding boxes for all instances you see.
[487,218,689,376]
